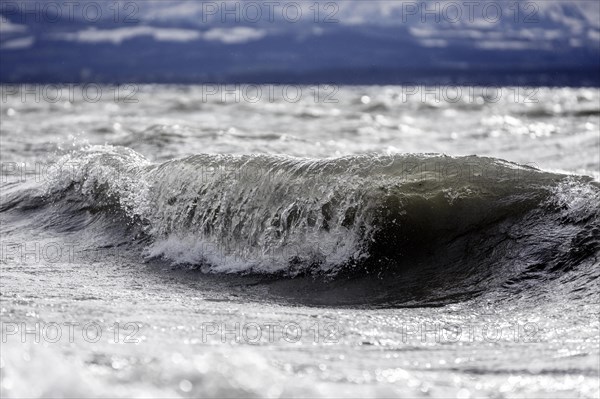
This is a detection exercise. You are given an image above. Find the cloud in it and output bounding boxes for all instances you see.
[1,36,35,49]
[202,27,267,44]
[475,40,537,50]
[419,39,448,48]
[54,26,201,45]
[589,29,600,41]
[51,26,267,45]
[0,18,28,34]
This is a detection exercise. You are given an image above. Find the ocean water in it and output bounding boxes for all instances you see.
[0,85,599,398]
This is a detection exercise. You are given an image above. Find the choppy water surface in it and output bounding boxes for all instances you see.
[1,85,599,397]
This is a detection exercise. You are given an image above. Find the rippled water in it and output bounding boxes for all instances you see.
[1,85,599,397]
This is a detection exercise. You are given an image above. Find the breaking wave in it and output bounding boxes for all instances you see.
[2,145,598,305]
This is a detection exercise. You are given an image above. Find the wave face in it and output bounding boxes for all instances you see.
[3,145,599,304]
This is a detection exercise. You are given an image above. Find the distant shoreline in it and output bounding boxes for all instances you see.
[2,68,599,87]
